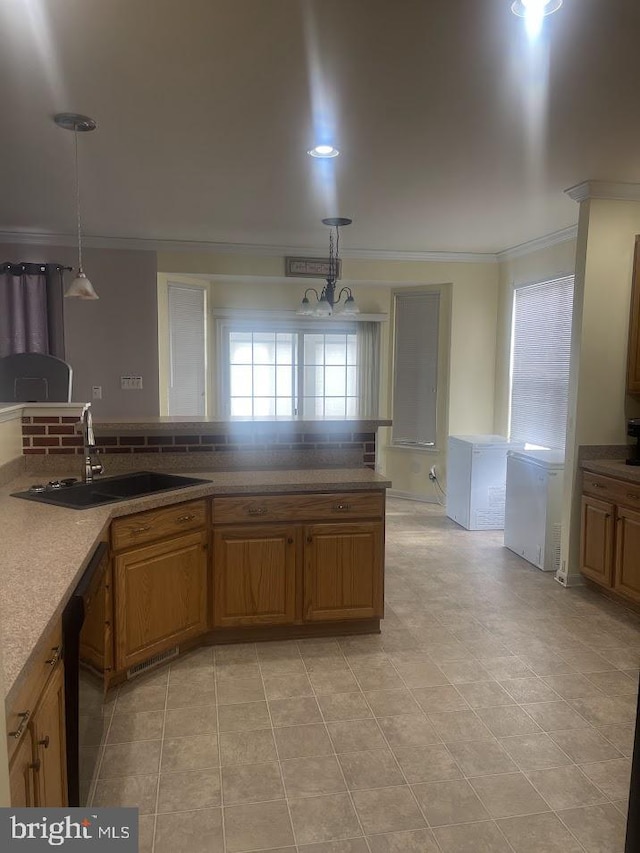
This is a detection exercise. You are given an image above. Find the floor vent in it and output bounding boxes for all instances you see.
[552,523,562,573]
[127,646,179,680]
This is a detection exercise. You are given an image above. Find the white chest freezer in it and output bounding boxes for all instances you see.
[504,449,565,572]
[446,435,524,530]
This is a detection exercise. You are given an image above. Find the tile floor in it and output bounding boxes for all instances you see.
[89,498,639,852]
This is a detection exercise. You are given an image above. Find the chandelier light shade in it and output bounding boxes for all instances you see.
[54,112,99,300]
[297,218,359,317]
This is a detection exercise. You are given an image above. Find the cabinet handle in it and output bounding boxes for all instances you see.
[627,492,640,501]
[176,514,196,523]
[287,537,294,545]
[307,535,312,544]
[46,646,62,667]
[131,525,151,534]
[591,482,606,489]
[247,506,267,516]
[333,503,351,511]
[9,710,30,739]
[29,759,41,772]
[38,736,50,749]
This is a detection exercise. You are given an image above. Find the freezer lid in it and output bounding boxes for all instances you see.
[508,448,565,469]
[448,434,521,448]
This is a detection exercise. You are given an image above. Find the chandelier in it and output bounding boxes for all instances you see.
[297,218,359,317]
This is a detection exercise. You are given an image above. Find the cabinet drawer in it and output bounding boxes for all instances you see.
[212,491,384,525]
[583,473,640,510]
[111,500,207,550]
[6,622,62,762]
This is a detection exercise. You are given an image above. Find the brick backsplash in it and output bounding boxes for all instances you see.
[20,417,377,469]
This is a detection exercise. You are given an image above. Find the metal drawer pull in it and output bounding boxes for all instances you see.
[333,503,352,511]
[176,514,196,523]
[9,710,30,739]
[38,736,50,749]
[46,646,62,667]
[131,525,151,534]
[591,482,605,489]
[247,506,267,516]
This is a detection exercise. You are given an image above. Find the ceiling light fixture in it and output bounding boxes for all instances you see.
[297,218,359,317]
[307,144,340,159]
[54,112,99,300]
[511,0,562,36]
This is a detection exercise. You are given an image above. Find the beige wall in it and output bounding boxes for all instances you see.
[0,414,23,466]
[159,251,500,498]
[0,243,159,417]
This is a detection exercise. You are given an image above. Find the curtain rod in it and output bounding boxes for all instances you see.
[0,262,73,274]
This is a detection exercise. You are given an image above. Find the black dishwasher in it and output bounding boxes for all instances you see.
[62,541,110,807]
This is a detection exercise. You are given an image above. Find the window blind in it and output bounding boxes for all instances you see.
[510,276,574,450]
[392,291,439,446]
[167,283,206,416]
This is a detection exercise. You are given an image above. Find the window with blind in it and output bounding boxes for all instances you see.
[167,283,207,416]
[392,291,440,447]
[509,276,574,450]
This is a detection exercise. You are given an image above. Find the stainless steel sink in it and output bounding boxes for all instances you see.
[11,471,209,509]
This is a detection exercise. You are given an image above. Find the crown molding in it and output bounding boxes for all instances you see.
[496,224,578,262]
[565,181,640,203]
[0,229,498,263]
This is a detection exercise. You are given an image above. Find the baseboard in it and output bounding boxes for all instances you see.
[388,489,441,504]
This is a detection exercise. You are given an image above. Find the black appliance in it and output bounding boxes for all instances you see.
[625,684,640,851]
[627,419,640,466]
[62,541,109,806]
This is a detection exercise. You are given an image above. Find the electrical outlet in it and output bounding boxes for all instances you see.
[121,376,143,390]
[429,465,437,481]
[92,385,102,400]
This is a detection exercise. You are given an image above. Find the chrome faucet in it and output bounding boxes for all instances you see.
[80,402,104,483]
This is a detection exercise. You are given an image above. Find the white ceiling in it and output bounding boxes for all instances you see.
[0,0,639,257]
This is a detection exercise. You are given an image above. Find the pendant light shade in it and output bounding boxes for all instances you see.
[296,218,358,317]
[54,113,99,300]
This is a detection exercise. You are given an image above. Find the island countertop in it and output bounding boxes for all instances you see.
[0,466,390,705]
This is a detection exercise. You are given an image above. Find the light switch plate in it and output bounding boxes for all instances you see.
[121,376,143,390]
[92,385,102,399]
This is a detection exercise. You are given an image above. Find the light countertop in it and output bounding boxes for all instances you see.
[1,467,390,706]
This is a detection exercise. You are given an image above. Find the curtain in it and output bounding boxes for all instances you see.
[0,263,66,358]
[356,321,380,417]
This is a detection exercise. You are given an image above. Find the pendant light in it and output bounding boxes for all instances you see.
[54,113,99,300]
[297,218,359,317]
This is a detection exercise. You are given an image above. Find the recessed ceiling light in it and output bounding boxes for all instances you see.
[511,0,562,19]
[307,144,340,159]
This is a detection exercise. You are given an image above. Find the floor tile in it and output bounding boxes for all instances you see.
[289,793,362,845]
[263,673,314,699]
[566,694,637,726]
[215,660,261,680]
[338,748,405,790]
[393,744,462,783]
[155,807,224,853]
[352,665,405,692]
[434,820,513,853]
[138,814,155,853]
[327,718,387,752]
[216,675,265,705]
[446,739,518,777]
[557,803,627,853]
[411,779,490,826]
[281,754,346,798]
[549,728,623,763]
[540,673,605,700]
[526,764,606,809]
[597,723,636,756]
[364,688,421,716]
[475,705,542,737]
[115,684,167,714]
[438,660,493,684]
[500,677,559,704]
[93,774,158,813]
[99,740,161,778]
[481,657,534,680]
[427,709,495,742]
[393,661,450,688]
[163,704,216,738]
[222,761,285,804]
[275,723,334,759]
[214,644,257,665]
[469,772,550,818]
[586,670,638,695]
[455,681,515,708]
[106,710,165,743]
[161,733,219,772]
[218,700,271,732]
[316,692,373,721]
[351,785,426,835]
[157,768,221,812]
[220,728,277,765]
[411,685,469,713]
[366,828,440,853]
[498,812,584,853]
[499,733,573,770]
[166,681,217,710]
[310,669,361,694]
[579,758,632,800]
[224,800,295,852]
[522,700,591,732]
[269,695,323,727]
[299,841,368,853]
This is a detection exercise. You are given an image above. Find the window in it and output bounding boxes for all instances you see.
[392,290,440,447]
[220,322,368,417]
[509,276,574,450]
[167,283,207,416]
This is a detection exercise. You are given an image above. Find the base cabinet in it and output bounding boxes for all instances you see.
[9,729,35,808]
[304,522,383,621]
[114,530,208,671]
[580,496,615,587]
[615,506,640,603]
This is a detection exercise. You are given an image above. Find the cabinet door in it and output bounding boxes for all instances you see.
[614,506,640,604]
[304,522,383,621]
[627,235,640,394]
[213,525,297,627]
[114,531,208,671]
[32,664,67,807]
[80,557,112,677]
[9,728,35,807]
[580,496,615,587]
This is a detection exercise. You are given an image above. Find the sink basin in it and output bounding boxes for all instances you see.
[11,471,209,510]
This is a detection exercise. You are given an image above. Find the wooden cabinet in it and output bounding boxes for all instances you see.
[627,234,640,395]
[80,543,113,678]
[581,471,640,605]
[114,530,208,671]
[213,525,297,627]
[7,623,66,808]
[212,491,385,629]
[304,522,383,621]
